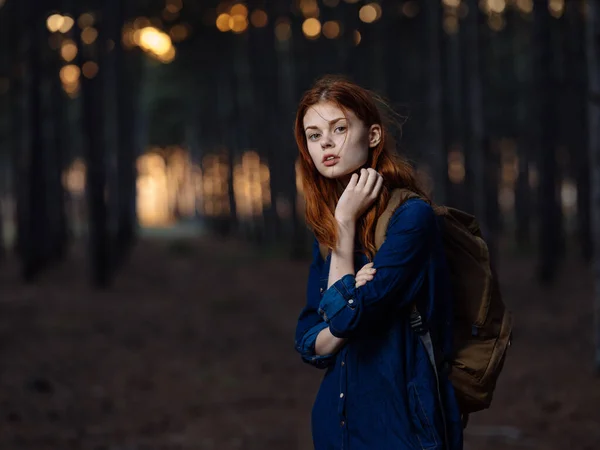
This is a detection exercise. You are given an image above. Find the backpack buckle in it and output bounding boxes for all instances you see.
[409,309,427,335]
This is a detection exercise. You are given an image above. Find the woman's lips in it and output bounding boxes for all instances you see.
[323,156,340,167]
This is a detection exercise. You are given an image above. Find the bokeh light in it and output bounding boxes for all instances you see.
[82,61,99,79]
[488,13,505,31]
[515,0,533,13]
[78,13,94,28]
[81,27,98,44]
[302,18,321,39]
[443,15,459,34]
[275,18,292,41]
[46,14,64,33]
[139,27,173,56]
[359,3,382,23]
[229,14,249,33]
[322,21,341,39]
[59,15,75,33]
[549,0,565,18]
[169,24,189,42]
[250,9,268,28]
[216,13,231,32]
[60,40,78,62]
[401,1,419,18]
[299,0,319,18]
[488,0,506,14]
[60,64,80,84]
[230,3,248,17]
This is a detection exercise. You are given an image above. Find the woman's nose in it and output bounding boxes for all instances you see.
[321,135,334,149]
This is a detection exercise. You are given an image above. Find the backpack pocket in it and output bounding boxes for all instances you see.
[450,309,513,413]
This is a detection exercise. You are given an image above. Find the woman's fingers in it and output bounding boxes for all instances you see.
[363,168,378,193]
[371,172,384,198]
[355,168,368,190]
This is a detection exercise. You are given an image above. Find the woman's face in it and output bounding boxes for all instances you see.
[303,101,381,181]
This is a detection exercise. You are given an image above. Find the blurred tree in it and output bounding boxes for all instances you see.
[114,0,140,265]
[279,8,305,259]
[423,0,447,204]
[80,0,111,287]
[249,4,282,244]
[565,1,592,262]
[47,1,69,262]
[534,0,560,282]
[6,0,26,259]
[460,0,487,230]
[585,0,600,372]
[21,0,51,281]
[442,7,462,209]
[0,0,9,261]
[511,9,534,250]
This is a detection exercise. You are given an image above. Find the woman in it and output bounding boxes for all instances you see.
[294,76,463,450]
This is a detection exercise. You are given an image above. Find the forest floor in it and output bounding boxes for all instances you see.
[0,236,599,450]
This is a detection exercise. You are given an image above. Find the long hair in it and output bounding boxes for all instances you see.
[295,75,429,260]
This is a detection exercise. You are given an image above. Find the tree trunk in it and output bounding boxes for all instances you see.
[80,1,111,287]
[49,36,68,262]
[534,0,560,283]
[22,1,49,281]
[113,0,138,267]
[566,1,592,262]
[584,0,600,373]
[423,0,447,204]
[512,11,533,249]
[249,7,281,245]
[461,0,486,222]
[278,21,306,259]
[7,0,26,258]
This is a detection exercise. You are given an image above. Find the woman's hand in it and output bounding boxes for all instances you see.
[355,262,376,288]
[334,168,384,223]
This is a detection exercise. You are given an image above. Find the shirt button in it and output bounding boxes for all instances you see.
[348,299,354,305]
[340,420,345,427]
[341,361,345,366]
[320,288,324,293]
[340,393,344,398]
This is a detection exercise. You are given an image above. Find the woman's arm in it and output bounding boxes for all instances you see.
[318,199,435,338]
[327,218,356,289]
[315,218,355,355]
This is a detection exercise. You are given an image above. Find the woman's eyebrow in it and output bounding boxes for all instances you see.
[304,117,346,131]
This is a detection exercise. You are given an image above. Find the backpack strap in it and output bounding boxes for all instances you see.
[318,242,329,262]
[374,189,423,249]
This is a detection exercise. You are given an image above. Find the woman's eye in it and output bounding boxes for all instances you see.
[308,133,320,141]
[335,126,347,133]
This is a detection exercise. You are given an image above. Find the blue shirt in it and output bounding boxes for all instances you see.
[295,199,464,450]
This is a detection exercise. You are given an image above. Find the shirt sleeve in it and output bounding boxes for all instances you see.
[294,238,337,369]
[318,199,435,338]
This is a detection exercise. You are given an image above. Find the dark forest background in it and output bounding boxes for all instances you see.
[1,0,600,449]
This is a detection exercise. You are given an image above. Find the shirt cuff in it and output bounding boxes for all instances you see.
[318,274,357,323]
[296,321,336,368]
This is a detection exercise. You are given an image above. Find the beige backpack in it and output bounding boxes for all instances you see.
[321,188,513,417]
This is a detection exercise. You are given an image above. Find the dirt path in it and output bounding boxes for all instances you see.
[0,238,598,449]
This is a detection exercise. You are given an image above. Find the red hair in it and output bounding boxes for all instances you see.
[295,75,429,260]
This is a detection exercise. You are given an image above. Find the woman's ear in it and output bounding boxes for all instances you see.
[368,124,382,148]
